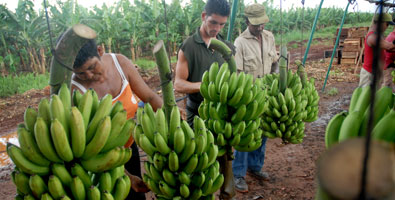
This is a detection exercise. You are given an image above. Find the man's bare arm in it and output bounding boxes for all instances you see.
[367,33,395,51]
[174,50,201,94]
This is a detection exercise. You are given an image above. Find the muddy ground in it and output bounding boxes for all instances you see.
[0,39,361,199]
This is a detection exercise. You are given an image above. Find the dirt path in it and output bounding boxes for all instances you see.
[0,42,361,199]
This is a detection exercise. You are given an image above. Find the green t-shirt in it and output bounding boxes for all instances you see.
[180,28,235,104]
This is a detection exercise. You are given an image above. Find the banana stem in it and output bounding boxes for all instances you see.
[49,24,97,94]
[295,60,307,87]
[279,45,288,93]
[153,40,176,122]
[207,38,237,73]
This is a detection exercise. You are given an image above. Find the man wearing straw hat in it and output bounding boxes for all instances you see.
[359,13,395,87]
[232,3,278,193]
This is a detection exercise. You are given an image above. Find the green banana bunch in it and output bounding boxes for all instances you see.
[9,85,134,200]
[325,85,394,147]
[136,103,222,199]
[259,68,309,144]
[199,62,268,153]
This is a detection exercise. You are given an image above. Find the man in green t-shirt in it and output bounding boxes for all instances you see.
[174,0,234,128]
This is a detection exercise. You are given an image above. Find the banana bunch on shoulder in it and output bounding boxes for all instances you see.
[258,68,308,144]
[325,86,395,148]
[134,104,223,199]
[8,83,133,199]
[199,62,269,153]
[295,61,320,122]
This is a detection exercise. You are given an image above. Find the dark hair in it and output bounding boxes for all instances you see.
[73,39,99,69]
[204,0,230,17]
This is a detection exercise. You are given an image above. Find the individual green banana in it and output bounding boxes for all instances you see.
[73,89,83,107]
[189,188,203,200]
[139,134,157,157]
[150,162,164,183]
[78,89,93,129]
[51,163,72,187]
[219,82,229,104]
[105,110,127,149]
[231,104,246,123]
[202,178,214,195]
[14,171,32,195]
[201,79,211,101]
[228,87,244,107]
[122,175,131,199]
[102,118,135,152]
[153,152,166,171]
[86,94,112,142]
[24,106,38,132]
[174,127,185,153]
[208,81,220,102]
[183,154,198,174]
[162,168,177,187]
[81,147,121,173]
[179,184,190,198]
[353,86,371,114]
[372,110,395,143]
[168,151,179,172]
[169,106,181,146]
[338,110,363,141]
[159,181,176,198]
[17,125,50,166]
[110,101,124,118]
[50,95,68,134]
[178,171,191,185]
[208,62,219,83]
[40,193,54,200]
[113,177,127,200]
[50,119,74,162]
[71,176,86,200]
[325,111,347,148]
[179,138,196,164]
[195,152,209,172]
[102,191,115,200]
[23,194,35,200]
[141,112,155,144]
[37,98,51,125]
[87,185,101,200]
[82,116,112,159]
[195,134,207,155]
[154,132,171,155]
[215,63,228,91]
[205,174,224,194]
[48,175,66,199]
[71,163,92,189]
[206,143,218,166]
[227,72,238,97]
[70,107,86,158]
[155,108,168,142]
[7,143,49,176]
[110,165,125,191]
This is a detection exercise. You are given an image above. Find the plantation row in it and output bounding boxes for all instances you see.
[0,0,373,75]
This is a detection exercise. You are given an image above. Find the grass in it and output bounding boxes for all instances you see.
[135,56,178,70]
[0,73,49,97]
[327,87,339,96]
[274,21,373,48]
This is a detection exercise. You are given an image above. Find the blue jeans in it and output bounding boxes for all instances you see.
[232,137,268,178]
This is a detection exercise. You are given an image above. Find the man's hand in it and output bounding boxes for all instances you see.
[125,169,150,193]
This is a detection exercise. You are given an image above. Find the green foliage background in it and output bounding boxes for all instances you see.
[0,0,374,96]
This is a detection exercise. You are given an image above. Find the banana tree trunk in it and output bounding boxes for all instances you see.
[153,40,175,121]
[40,48,46,74]
[101,43,106,53]
[107,38,112,53]
[14,43,27,71]
[49,24,97,94]
[28,49,38,73]
[130,39,136,62]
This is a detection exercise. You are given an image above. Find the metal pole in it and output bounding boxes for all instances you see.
[227,0,239,41]
[302,0,325,65]
[321,2,351,92]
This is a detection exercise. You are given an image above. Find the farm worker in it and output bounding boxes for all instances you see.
[71,39,162,200]
[174,0,235,128]
[232,3,278,193]
[359,13,395,87]
[384,26,395,90]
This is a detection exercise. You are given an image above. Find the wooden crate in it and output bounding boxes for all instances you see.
[341,57,357,64]
[343,38,362,51]
[342,51,359,59]
[348,27,369,38]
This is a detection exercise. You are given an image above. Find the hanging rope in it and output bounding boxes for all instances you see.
[300,0,305,63]
[43,0,74,71]
[358,0,384,199]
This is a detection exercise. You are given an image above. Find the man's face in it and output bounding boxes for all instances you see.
[248,22,265,37]
[73,56,103,81]
[202,13,228,38]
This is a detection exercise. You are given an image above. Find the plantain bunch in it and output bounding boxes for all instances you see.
[133,104,224,200]
[9,83,133,200]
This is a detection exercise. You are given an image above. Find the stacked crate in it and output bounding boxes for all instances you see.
[340,27,369,65]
